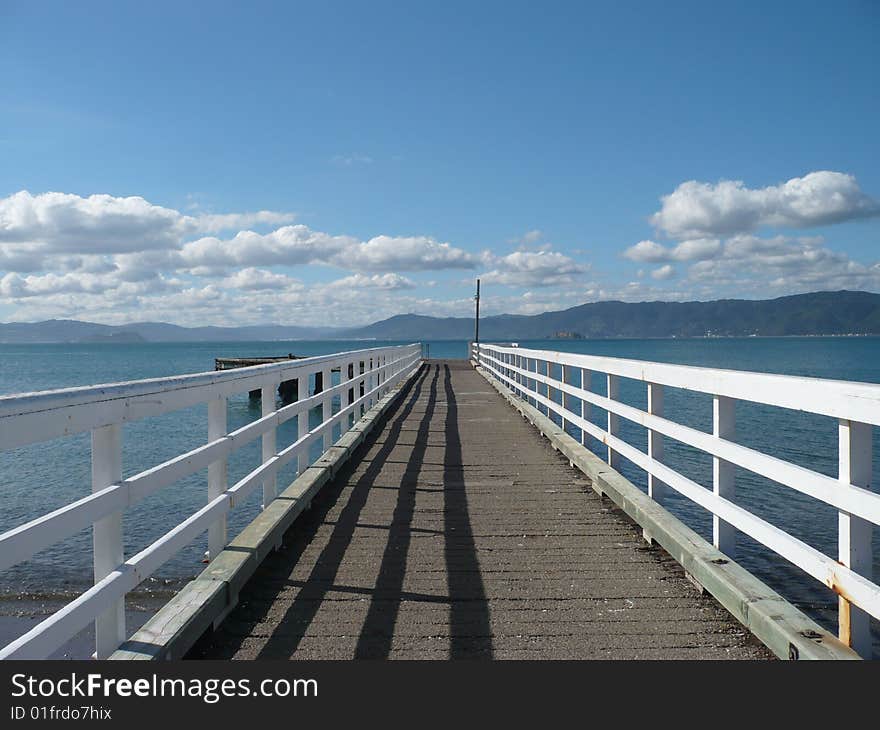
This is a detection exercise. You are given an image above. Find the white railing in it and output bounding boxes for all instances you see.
[472,342,880,658]
[0,343,422,659]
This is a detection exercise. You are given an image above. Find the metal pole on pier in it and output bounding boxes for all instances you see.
[474,278,481,343]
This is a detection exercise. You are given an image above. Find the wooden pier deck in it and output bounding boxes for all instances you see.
[193,360,770,660]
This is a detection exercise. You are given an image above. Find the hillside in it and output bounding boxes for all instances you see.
[2,291,879,343]
[340,290,880,340]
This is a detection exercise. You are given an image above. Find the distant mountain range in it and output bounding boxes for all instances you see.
[0,320,340,343]
[2,291,879,343]
[348,291,880,340]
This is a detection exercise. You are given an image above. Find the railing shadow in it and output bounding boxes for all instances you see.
[443,362,494,658]
[353,365,440,657]
[193,360,495,660]
[252,365,434,660]
[190,364,430,660]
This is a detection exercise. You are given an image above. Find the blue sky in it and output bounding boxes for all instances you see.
[1,0,878,326]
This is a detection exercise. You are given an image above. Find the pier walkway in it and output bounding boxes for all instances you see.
[3,342,875,661]
[192,361,769,659]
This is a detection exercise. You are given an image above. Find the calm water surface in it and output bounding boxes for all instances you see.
[1,337,878,653]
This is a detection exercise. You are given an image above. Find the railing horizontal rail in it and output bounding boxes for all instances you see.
[0,352,396,570]
[0,343,423,659]
[483,357,880,611]
[0,351,403,571]
[1,494,231,661]
[0,345,407,450]
[480,349,880,527]
[477,344,880,426]
[473,341,879,658]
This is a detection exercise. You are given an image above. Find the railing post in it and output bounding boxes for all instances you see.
[261,382,277,508]
[530,358,537,407]
[359,360,365,417]
[534,358,541,411]
[298,372,310,475]
[580,368,591,448]
[545,360,552,418]
[647,383,667,504]
[347,362,355,429]
[519,353,525,398]
[713,395,736,556]
[207,396,228,560]
[606,374,620,469]
[838,418,873,657]
[322,365,333,452]
[91,423,124,659]
[560,364,568,431]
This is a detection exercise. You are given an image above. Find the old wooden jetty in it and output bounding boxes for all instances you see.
[216,355,305,402]
[216,355,348,402]
[0,343,878,660]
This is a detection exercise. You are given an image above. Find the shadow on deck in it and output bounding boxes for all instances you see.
[190,360,771,660]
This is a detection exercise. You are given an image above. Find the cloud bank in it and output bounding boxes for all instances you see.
[1,171,877,328]
[651,171,880,239]
[0,190,593,325]
[623,171,880,299]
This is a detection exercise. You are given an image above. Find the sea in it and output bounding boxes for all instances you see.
[1,337,878,656]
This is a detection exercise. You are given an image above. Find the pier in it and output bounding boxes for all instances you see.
[0,343,878,660]
[191,361,769,659]
[215,355,307,402]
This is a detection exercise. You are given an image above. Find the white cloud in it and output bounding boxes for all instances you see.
[0,191,296,258]
[625,231,880,296]
[651,171,880,238]
[326,273,417,290]
[651,264,676,280]
[623,240,668,263]
[342,235,476,271]
[0,189,487,326]
[176,228,476,273]
[0,191,185,254]
[0,270,175,299]
[623,238,721,263]
[221,268,301,291]
[679,234,880,297]
[0,191,478,283]
[178,226,351,269]
[479,250,588,287]
[624,167,880,300]
[3,178,876,330]
[193,211,297,233]
[673,238,723,261]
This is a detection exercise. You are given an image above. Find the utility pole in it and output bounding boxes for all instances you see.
[474,278,481,343]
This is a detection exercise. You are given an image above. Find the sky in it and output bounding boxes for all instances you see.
[0,0,878,327]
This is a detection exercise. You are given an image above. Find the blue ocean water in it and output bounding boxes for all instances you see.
[1,337,878,650]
